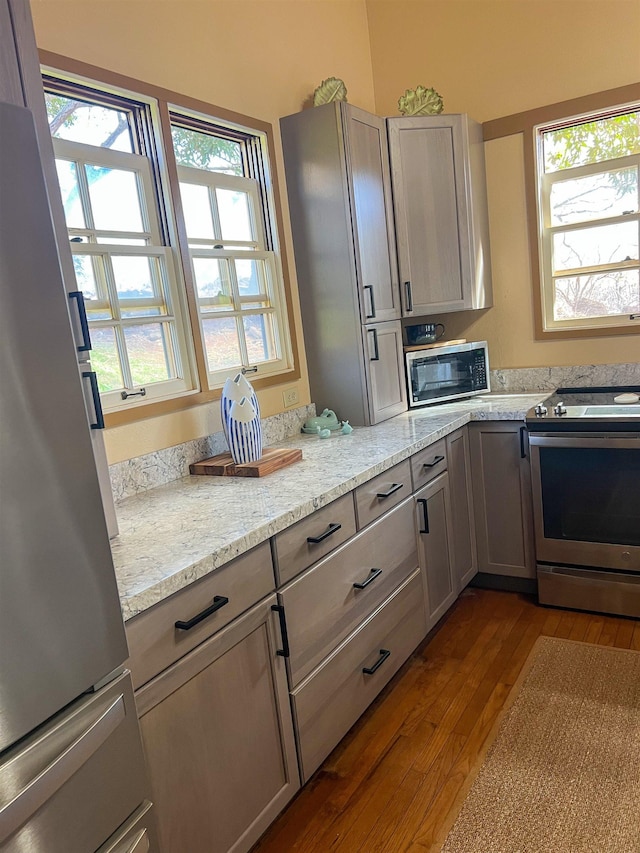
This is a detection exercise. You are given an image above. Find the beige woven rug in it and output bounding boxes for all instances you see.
[435,636,640,853]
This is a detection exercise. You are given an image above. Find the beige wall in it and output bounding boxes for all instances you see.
[366,0,640,369]
[32,0,640,460]
[31,0,375,462]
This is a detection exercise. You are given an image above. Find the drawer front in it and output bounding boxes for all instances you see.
[280,497,418,687]
[291,570,425,782]
[410,438,448,491]
[354,459,412,529]
[273,493,357,586]
[126,541,274,689]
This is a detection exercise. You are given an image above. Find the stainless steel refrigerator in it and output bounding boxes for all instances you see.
[0,99,155,851]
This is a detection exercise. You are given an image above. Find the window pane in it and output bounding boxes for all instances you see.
[236,258,264,297]
[244,313,276,363]
[86,165,144,232]
[192,258,233,309]
[124,324,174,385]
[55,160,85,228]
[553,270,640,321]
[553,222,639,272]
[180,182,215,239]
[45,93,134,152]
[543,112,640,173]
[171,125,243,175]
[111,255,162,313]
[96,237,147,246]
[549,168,638,226]
[90,327,123,392]
[73,254,100,302]
[217,187,253,242]
[202,317,241,371]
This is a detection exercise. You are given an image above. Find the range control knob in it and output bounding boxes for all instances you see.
[534,404,548,417]
[554,401,567,416]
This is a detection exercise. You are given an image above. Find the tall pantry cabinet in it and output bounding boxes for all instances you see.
[280,102,406,426]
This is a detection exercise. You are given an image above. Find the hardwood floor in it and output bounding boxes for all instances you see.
[252,587,640,853]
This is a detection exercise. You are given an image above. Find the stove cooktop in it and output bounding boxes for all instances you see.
[526,386,640,431]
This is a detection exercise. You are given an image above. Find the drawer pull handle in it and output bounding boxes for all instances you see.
[423,455,445,469]
[417,498,429,534]
[271,604,290,658]
[363,648,391,675]
[307,522,342,544]
[353,568,383,590]
[174,595,229,631]
[376,483,403,499]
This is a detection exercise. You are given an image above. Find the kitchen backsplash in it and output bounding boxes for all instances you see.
[490,362,640,393]
[110,403,316,502]
[111,361,640,502]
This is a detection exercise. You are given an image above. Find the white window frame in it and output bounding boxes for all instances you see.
[535,106,640,333]
[42,60,297,421]
[51,136,195,409]
[177,162,291,387]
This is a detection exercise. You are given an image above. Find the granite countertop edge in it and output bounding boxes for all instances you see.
[114,394,545,621]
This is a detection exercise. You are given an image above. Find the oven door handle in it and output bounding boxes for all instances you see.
[528,433,640,450]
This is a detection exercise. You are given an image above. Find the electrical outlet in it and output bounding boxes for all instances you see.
[282,387,299,408]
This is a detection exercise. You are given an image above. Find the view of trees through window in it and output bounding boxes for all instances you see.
[43,80,291,408]
[539,110,640,327]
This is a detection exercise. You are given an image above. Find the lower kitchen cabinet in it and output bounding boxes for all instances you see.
[134,595,299,853]
[468,422,536,579]
[446,427,477,592]
[414,472,457,630]
[291,570,425,781]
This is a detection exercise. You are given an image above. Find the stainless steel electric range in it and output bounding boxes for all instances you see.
[525,387,640,618]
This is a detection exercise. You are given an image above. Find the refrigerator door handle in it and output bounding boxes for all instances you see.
[111,828,150,853]
[0,695,125,844]
[68,290,93,353]
[82,370,106,430]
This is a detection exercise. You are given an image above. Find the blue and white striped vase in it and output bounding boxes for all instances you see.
[221,374,262,464]
[226,397,263,464]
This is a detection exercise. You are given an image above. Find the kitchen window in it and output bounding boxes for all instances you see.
[535,105,640,333]
[42,58,296,421]
[171,117,291,388]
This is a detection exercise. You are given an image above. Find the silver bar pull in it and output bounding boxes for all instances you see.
[0,696,125,843]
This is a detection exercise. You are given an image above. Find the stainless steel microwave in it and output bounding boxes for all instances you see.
[405,341,490,408]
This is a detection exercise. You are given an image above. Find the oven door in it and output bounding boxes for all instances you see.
[529,433,640,572]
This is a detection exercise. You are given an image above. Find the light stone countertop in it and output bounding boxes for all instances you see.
[112,393,545,621]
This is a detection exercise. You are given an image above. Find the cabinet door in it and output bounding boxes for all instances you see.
[342,104,400,323]
[363,320,407,424]
[388,114,492,316]
[469,422,536,579]
[414,473,456,630]
[446,427,477,592]
[136,595,299,853]
[388,115,471,315]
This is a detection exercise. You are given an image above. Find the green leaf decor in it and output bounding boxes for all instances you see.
[313,77,348,106]
[397,86,444,116]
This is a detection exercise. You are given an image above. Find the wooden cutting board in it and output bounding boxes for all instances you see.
[190,447,302,477]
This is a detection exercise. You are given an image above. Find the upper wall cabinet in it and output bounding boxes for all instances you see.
[387,114,493,316]
[281,102,406,425]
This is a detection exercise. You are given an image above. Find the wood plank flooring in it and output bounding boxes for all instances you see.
[252,588,640,853]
